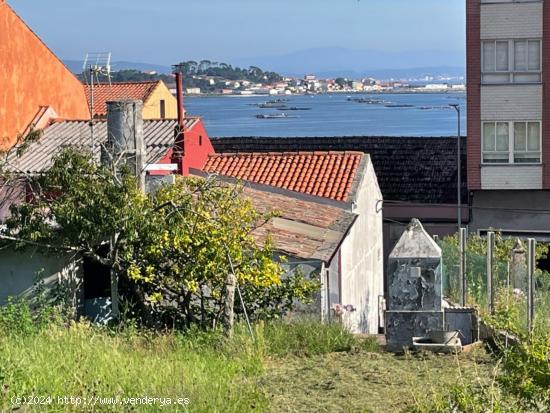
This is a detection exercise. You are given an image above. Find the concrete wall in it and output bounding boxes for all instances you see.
[481,1,542,39]
[0,2,89,149]
[339,157,384,334]
[0,248,82,308]
[143,82,178,120]
[470,189,550,235]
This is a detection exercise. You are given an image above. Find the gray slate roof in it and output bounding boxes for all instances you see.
[7,118,197,174]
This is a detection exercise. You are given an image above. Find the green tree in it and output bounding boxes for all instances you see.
[2,149,318,328]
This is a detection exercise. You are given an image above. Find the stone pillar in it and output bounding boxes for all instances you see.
[385,219,444,351]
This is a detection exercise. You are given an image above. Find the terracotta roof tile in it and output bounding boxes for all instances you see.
[84,81,160,117]
[211,136,468,205]
[204,151,363,201]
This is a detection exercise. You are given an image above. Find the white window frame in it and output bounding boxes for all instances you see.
[481,39,542,83]
[481,121,542,165]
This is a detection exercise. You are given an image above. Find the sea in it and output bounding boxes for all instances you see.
[185,92,466,138]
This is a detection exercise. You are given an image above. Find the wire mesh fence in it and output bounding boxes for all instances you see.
[439,233,550,335]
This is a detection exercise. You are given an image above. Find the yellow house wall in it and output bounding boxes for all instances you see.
[142,82,178,119]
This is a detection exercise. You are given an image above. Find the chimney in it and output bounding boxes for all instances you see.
[102,99,145,192]
[172,65,186,172]
[175,70,185,128]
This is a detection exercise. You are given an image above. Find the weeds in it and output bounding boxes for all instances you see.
[260,319,361,357]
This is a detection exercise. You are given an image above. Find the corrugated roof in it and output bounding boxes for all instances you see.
[7,118,197,174]
[84,81,160,117]
[242,185,357,262]
[204,151,363,202]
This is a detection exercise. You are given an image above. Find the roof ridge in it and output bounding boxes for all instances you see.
[210,151,364,157]
[87,80,161,86]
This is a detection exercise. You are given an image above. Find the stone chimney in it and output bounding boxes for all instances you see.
[102,100,145,191]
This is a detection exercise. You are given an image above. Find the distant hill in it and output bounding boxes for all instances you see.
[232,47,465,79]
[312,67,465,81]
[64,48,465,81]
[64,60,172,74]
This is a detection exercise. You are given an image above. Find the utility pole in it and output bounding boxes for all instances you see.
[449,104,461,231]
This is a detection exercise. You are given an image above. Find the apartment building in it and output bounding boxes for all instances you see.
[467,0,550,239]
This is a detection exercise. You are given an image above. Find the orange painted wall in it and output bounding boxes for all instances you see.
[0,1,89,149]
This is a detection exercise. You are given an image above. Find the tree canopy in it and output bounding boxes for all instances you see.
[1,149,318,328]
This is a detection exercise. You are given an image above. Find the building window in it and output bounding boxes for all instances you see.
[482,121,541,164]
[160,100,166,119]
[514,122,541,163]
[483,122,509,163]
[481,40,541,83]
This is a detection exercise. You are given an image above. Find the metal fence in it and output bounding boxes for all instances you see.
[439,231,550,335]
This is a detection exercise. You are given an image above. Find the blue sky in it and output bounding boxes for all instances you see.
[10,0,465,66]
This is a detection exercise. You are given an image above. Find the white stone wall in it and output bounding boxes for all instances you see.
[481,165,543,189]
[481,2,542,39]
[338,157,384,334]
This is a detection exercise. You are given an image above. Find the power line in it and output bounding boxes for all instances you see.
[383,199,550,215]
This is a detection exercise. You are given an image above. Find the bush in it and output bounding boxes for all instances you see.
[497,330,550,407]
[0,297,61,336]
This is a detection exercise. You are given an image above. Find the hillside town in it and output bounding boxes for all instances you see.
[181,73,466,96]
[0,0,548,412]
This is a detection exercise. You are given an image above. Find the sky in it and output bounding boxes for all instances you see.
[9,0,466,68]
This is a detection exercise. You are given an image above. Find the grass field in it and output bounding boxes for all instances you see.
[260,347,496,413]
[0,317,509,413]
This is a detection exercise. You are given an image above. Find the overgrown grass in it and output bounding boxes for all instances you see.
[9,302,545,412]
[259,319,361,357]
[0,305,380,412]
[0,321,266,412]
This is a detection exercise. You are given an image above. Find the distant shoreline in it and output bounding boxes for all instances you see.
[185,90,466,98]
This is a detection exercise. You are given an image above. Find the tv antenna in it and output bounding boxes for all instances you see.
[83,52,112,157]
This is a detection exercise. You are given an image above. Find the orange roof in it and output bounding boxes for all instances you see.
[203,151,364,201]
[84,81,160,117]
